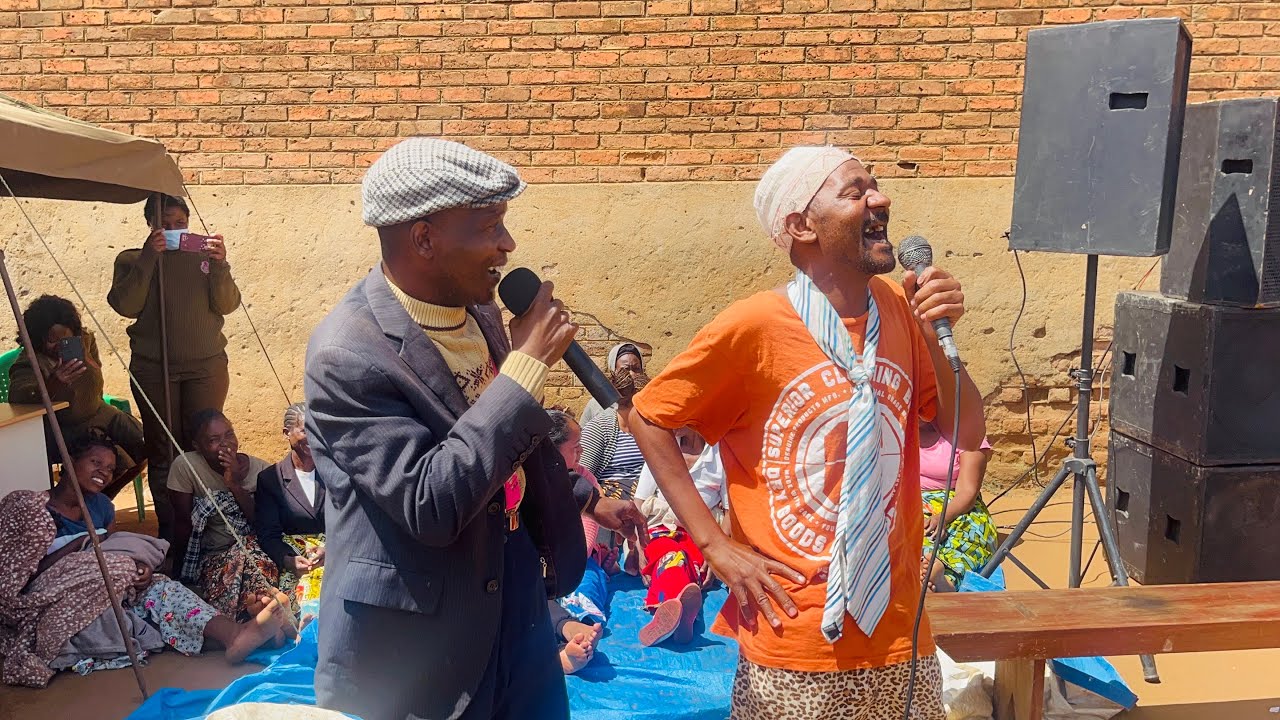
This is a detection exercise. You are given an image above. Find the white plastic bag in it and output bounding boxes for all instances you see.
[938,650,995,720]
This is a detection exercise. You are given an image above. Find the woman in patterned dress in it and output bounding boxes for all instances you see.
[0,436,286,687]
[918,420,998,591]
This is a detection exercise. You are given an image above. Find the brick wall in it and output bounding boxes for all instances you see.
[2,0,1276,185]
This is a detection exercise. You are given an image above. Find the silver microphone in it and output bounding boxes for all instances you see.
[897,235,963,372]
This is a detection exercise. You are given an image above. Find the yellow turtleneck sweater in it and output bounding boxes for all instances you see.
[388,281,547,523]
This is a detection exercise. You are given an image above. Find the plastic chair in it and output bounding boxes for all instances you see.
[0,346,20,403]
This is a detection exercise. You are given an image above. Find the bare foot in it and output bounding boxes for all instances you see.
[673,583,702,644]
[561,620,602,649]
[559,634,594,674]
[927,561,956,593]
[640,598,681,647]
[224,608,284,664]
[256,590,298,640]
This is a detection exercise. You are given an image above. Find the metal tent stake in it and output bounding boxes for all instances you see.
[0,248,150,700]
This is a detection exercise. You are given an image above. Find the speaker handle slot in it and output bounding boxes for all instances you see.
[1221,159,1253,175]
[1108,92,1149,110]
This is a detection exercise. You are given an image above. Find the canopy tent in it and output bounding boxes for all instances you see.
[0,92,185,203]
[0,91,196,700]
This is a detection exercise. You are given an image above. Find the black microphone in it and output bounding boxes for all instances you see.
[498,268,622,410]
[897,235,963,372]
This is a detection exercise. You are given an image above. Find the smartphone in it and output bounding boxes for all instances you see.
[179,232,214,253]
[58,335,84,364]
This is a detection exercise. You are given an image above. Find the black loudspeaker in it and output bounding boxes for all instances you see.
[1009,18,1191,257]
[1107,431,1280,585]
[1109,291,1280,466]
[1162,97,1280,308]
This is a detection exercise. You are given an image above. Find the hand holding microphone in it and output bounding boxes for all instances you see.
[500,268,622,409]
[506,279,579,367]
[897,235,967,371]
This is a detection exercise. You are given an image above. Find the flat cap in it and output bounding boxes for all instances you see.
[361,137,527,228]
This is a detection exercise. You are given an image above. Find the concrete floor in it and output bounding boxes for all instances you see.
[2,484,1277,720]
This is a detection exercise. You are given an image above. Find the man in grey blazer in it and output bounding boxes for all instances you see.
[305,139,645,720]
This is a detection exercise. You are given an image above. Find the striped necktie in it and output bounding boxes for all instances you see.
[787,270,891,642]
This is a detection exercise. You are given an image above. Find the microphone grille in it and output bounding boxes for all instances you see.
[497,267,542,316]
[897,235,933,269]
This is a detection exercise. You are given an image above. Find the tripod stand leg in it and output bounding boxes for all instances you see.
[1082,466,1161,683]
[1070,472,1086,588]
[1004,553,1050,590]
[980,464,1073,578]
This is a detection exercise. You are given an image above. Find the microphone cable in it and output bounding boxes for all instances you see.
[903,367,964,719]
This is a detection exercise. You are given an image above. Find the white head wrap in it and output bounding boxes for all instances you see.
[753,146,860,251]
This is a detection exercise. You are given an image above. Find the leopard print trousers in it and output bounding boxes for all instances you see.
[730,654,946,720]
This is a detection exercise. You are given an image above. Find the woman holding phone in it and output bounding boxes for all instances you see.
[107,193,242,545]
[9,295,147,493]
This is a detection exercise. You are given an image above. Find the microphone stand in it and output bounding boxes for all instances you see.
[979,255,1160,684]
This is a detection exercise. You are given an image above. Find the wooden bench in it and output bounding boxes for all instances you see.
[928,581,1280,720]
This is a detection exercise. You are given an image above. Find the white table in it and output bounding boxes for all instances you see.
[0,402,69,498]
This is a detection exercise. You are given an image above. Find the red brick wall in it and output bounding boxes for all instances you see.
[3,0,1276,185]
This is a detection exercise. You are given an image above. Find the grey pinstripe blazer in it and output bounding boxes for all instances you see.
[303,264,586,716]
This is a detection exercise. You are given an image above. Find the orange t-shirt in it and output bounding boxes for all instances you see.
[633,277,940,672]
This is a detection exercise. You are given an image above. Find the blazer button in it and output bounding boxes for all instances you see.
[485,579,499,594]
[487,501,501,515]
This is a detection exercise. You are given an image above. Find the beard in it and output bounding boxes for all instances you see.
[854,236,896,275]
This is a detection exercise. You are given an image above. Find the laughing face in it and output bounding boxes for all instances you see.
[414,202,516,306]
[195,416,239,472]
[73,445,117,496]
[804,159,894,276]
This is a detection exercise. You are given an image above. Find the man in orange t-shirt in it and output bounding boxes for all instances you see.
[632,146,985,719]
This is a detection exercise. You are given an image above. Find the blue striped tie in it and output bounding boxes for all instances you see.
[787,270,890,642]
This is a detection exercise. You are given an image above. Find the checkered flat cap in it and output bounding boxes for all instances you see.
[362,138,527,227]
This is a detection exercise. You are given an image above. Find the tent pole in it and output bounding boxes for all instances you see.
[152,195,174,499]
[0,248,150,700]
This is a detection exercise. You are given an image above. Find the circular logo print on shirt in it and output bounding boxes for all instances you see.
[760,359,911,561]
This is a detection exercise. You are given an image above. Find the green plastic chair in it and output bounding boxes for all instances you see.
[1,346,145,519]
[0,346,20,402]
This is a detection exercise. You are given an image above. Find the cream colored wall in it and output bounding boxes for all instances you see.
[0,179,1152,476]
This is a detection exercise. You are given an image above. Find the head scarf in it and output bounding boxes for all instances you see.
[753,146,860,251]
[607,343,643,372]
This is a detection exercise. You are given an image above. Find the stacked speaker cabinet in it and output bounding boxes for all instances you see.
[1108,96,1280,585]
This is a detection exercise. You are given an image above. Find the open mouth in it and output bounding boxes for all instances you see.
[89,474,107,487]
[863,219,890,248]
[487,259,507,283]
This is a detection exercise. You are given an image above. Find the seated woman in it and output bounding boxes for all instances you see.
[8,295,145,494]
[919,420,998,592]
[580,368,651,502]
[0,436,286,688]
[167,409,278,620]
[579,342,645,426]
[254,403,325,608]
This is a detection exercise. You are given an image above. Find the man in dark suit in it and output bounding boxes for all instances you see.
[255,402,326,576]
[305,138,646,720]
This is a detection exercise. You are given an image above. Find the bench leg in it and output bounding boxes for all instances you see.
[993,657,1045,720]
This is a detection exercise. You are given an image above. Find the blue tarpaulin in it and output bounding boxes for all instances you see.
[126,575,739,720]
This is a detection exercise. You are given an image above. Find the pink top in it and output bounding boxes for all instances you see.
[575,464,602,555]
[918,434,992,492]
